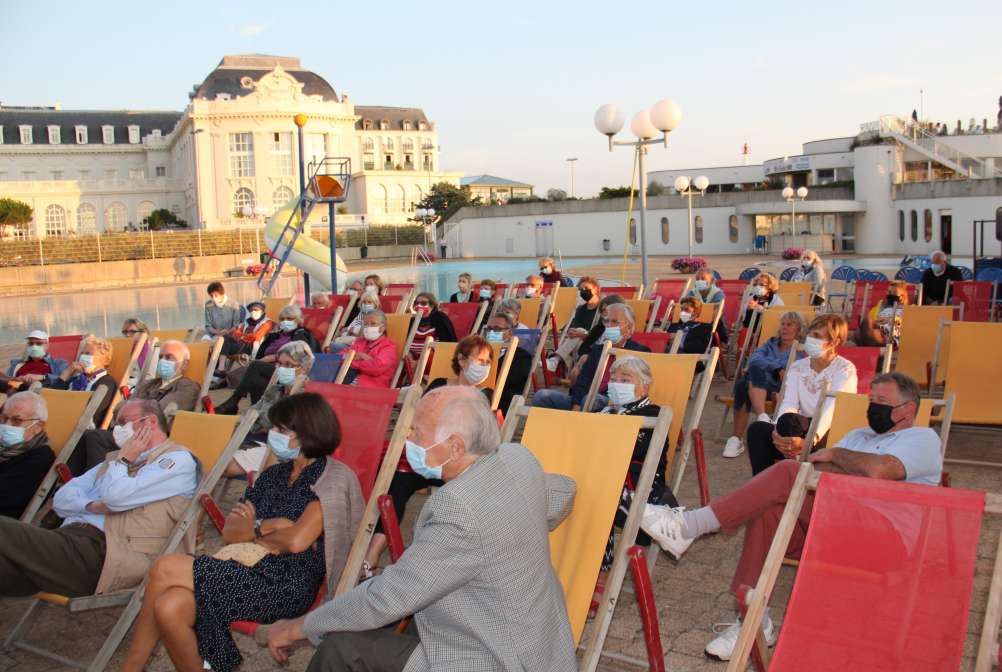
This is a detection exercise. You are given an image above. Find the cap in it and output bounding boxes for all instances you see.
[247,301,265,311]
[27,330,49,341]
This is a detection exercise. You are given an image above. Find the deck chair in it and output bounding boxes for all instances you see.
[666,302,724,356]
[500,399,674,672]
[438,301,488,339]
[893,305,957,385]
[947,280,995,322]
[600,285,642,300]
[307,351,356,384]
[302,306,345,352]
[716,343,803,440]
[415,338,518,411]
[738,307,816,373]
[150,329,191,344]
[726,464,1002,672]
[513,326,549,398]
[172,337,223,413]
[387,313,420,387]
[630,331,672,354]
[626,298,660,332]
[936,321,1002,432]
[383,283,415,298]
[648,277,692,325]
[839,344,892,394]
[2,410,256,672]
[551,286,580,332]
[515,295,552,331]
[19,386,109,524]
[46,335,84,364]
[263,296,293,321]
[379,294,405,315]
[97,334,148,429]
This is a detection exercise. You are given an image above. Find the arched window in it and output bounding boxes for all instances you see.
[694,215,704,243]
[629,217,637,245]
[105,202,126,231]
[660,216,670,244]
[910,210,918,242]
[273,186,295,210]
[363,138,374,152]
[136,201,156,229]
[728,214,739,243]
[45,204,66,238]
[375,184,388,214]
[898,210,905,241]
[385,137,394,151]
[924,209,933,242]
[78,203,96,234]
[233,187,255,216]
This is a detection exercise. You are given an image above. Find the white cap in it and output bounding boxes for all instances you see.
[27,330,49,341]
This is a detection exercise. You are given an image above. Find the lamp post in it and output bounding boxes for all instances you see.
[782,186,809,236]
[566,157,578,198]
[415,207,437,249]
[594,99,682,288]
[673,174,710,257]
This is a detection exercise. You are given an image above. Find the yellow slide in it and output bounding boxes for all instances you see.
[264,195,348,292]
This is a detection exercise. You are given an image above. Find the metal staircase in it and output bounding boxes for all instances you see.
[872,115,1002,179]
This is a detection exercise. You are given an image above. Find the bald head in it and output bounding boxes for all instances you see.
[411,386,501,481]
[159,340,191,376]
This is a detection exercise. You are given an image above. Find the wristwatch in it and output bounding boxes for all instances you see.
[254,519,263,538]
[118,457,132,467]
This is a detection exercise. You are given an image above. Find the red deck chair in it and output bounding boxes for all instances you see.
[45,335,84,363]
[848,281,921,330]
[439,301,485,339]
[630,331,671,354]
[302,307,337,345]
[731,468,992,672]
[472,282,509,300]
[837,345,887,394]
[599,286,641,300]
[383,283,414,298]
[380,294,403,314]
[950,280,994,322]
[649,278,690,324]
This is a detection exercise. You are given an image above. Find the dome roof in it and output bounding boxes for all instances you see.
[189,55,338,102]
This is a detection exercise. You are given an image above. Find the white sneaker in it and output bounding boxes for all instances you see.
[545,356,559,372]
[640,504,693,559]
[756,412,772,424]
[704,614,777,661]
[722,436,744,458]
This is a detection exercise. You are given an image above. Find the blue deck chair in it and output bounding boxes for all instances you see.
[309,353,345,383]
[738,267,760,281]
[958,266,974,280]
[512,328,541,356]
[894,266,923,283]
[710,269,722,281]
[828,265,857,310]
[779,266,799,281]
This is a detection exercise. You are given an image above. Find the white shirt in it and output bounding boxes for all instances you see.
[835,426,942,486]
[53,442,198,530]
[777,356,857,440]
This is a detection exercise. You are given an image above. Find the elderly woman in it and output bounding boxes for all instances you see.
[685,268,725,305]
[409,292,457,358]
[333,291,380,349]
[666,296,714,356]
[745,314,857,475]
[347,309,397,388]
[310,293,332,309]
[52,336,117,425]
[218,300,273,357]
[215,304,319,415]
[722,312,807,459]
[120,393,363,672]
[498,297,530,330]
[856,280,909,347]
[794,249,827,306]
[361,335,495,578]
[121,318,151,369]
[740,273,785,327]
[363,274,385,296]
[538,256,563,286]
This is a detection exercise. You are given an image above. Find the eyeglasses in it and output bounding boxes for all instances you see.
[0,415,39,427]
[122,329,141,336]
[113,414,152,427]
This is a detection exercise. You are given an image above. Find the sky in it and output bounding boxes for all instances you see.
[4,0,1001,198]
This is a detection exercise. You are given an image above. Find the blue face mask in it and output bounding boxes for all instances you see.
[0,423,31,447]
[78,353,94,370]
[267,429,300,461]
[606,382,636,407]
[484,329,505,344]
[26,345,46,359]
[405,438,451,480]
[279,320,297,332]
[276,366,297,386]
[694,279,709,291]
[479,288,493,299]
[602,326,622,343]
[931,263,944,274]
[157,358,177,379]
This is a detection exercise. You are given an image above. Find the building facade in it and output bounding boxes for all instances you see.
[0,54,461,238]
[460,174,534,204]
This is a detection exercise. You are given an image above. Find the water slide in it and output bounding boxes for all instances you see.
[263,195,348,293]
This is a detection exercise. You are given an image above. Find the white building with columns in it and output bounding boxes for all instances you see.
[0,54,461,238]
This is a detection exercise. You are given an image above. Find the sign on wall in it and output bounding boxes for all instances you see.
[764,155,811,176]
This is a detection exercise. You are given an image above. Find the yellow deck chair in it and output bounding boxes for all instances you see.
[386,313,419,387]
[19,387,109,524]
[98,335,148,429]
[941,322,1002,427]
[893,305,955,385]
[739,307,815,368]
[263,296,293,321]
[625,299,658,332]
[500,398,673,669]
[515,296,550,331]
[551,286,579,332]
[180,337,224,412]
[803,391,943,451]
[779,280,812,303]
[151,329,191,344]
[4,410,257,672]
[417,339,519,410]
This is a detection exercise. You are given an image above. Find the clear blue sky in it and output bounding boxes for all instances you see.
[4,0,1001,197]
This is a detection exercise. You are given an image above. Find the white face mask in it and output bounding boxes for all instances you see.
[752,285,768,297]
[525,287,537,298]
[112,416,149,449]
[803,336,827,358]
[679,311,694,323]
[78,353,94,370]
[606,381,637,407]
[464,361,491,385]
[363,326,382,341]
[26,344,46,359]
[347,288,359,297]
[212,295,227,307]
[249,310,264,321]
[364,285,378,295]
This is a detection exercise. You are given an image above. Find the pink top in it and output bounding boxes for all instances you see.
[349,335,397,388]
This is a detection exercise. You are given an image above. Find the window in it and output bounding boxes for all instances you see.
[128,125,140,144]
[404,154,413,168]
[102,125,114,144]
[379,120,389,130]
[48,125,60,144]
[363,153,375,170]
[306,133,326,168]
[21,170,35,180]
[19,125,32,144]
[272,186,295,210]
[910,210,918,242]
[77,203,96,233]
[660,216,670,243]
[694,215,704,243]
[418,121,428,131]
[105,202,127,230]
[629,217,637,245]
[51,171,62,180]
[402,138,414,152]
[233,187,255,215]
[729,214,739,243]
[45,205,67,238]
[271,132,293,177]
[129,168,145,180]
[75,125,87,144]
[384,154,393,169]
[898,210,905,241]
[423,154,433,170]
[10,219,31,239]
[385,138,394,151]
[228,132,255,177]
[362,119,372,130]
[421,139,434,150]
[363,137,374,152]
[924,209,933,242]
[137,201,155,228]
[155,166,166,177]
[0,126,4,144]
[403,120,412,130]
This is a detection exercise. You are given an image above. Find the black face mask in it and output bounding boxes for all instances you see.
[866,401,905,434]
[579,288,594,302]
[885,294,899,306]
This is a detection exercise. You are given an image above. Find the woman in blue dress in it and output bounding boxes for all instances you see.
[121,392,362,672]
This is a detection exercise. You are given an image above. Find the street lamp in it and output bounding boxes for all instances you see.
[594,99,682,287]
[782,186,809,235]
[566,157,578,198]
[415,207,437,249]
[673,174,710,257]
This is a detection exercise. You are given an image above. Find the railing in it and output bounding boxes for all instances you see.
[873,115,1002,179]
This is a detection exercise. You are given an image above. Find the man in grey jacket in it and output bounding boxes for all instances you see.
[266,386,578,671]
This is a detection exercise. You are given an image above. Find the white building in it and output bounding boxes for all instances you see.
[446,116,1002,259]
[0,54,461,238]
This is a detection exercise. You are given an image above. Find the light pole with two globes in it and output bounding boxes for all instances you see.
[782,186,809,235]
[673,174,710,257]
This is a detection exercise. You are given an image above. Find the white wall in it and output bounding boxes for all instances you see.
[892,196,1002,257]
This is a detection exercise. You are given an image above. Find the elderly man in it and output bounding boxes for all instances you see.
[533,303,650,412]
[0,399,198,598]
[483,312,532,413]
[521,273,545,298]
[920,250,964,305]
[0,392,53,518]
[640,372,942,661]
[265,386,578,672]
[67,341,201,475]
[3,330,69,392]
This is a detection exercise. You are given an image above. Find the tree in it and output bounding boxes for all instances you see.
[144,208,187,230]
[415,182,482,222]
[546,188,568,201]
[598,186,636,199]
[0,198,33,237]
[646,180,666,197]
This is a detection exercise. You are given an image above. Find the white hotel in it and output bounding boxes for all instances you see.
[0,54,461,237]
[446,117,1002,260]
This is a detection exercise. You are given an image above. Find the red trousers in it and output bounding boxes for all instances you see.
[710,460,815,595]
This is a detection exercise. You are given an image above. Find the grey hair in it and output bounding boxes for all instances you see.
[930,249,947,261]
[429,387,501,456]
[489,311,514,329]
[119,398,169,433]
[778,311,808,339]
[278,303,304,323]
[607,302,635,328]
[498,298,522,316]
[871,372,920,406]
[610,355,652,387]
[364,308,388,328]
[5,391,48,422]
[278,341,315,370]
[160,340,191,363]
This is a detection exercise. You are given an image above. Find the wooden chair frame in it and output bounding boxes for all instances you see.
[520,319,553,400]
[412,337,519,411]
[98,334,149,429]
[388,314,420,388]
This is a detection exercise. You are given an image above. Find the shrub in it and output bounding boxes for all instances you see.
[671,256,708,273]
[782,247,804,260]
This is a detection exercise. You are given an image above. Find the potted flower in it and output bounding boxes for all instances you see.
[782,247,804,260]
[671,256,708,274]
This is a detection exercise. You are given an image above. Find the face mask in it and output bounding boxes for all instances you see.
[157,358,177,379]
[694,279,708,291]
[363,325,382,341]
[464,361,491,385]
[415,305,431,316]
[405,438,452,480]
[276,366,297,386]
[525,287,537,298]
[78,354,94,370]
[866,401,904,434]
[360,303,376,314]
[607,382,636,407]
[579,288,594,302]
[479,288,493,299]
[365,285,378,295]
[803,336,827,358]
[540,267,550,275]
[347,288,358,297]
[249,310,263,321]
[886,294,900,307]
[213,295,227,307]
[801,260,812,270]
[0,423,31,447]
[268,429,300,461]
[26,344,46,359]
[485,329,505,344]
[679,311,694,323]
[931,263,944,274]
[112,419,142,448]
[279,320,297,332]
[602,326,622,343]
[752,285,768,298]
